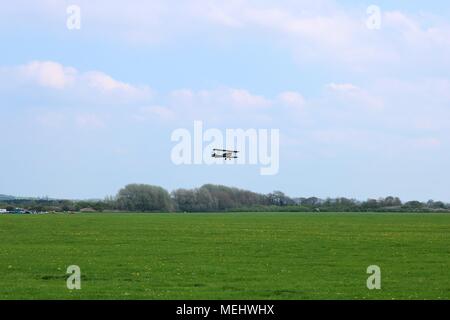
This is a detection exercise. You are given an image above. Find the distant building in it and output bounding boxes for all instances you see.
[0,209,7,213]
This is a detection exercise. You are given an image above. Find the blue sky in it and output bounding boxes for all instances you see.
[1,1,450,201]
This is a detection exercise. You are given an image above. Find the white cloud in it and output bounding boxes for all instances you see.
[278,91,305,107]
[228,88,271,108]
[108,86,274,127]
[199,0,243,28]
[84,71,134,92]
[169,87,271,112]
[140,87,309,127]
[384,11,450,47]
[326,82,384,111]
[18,61,77,89]
[170,89,196,105]
[197,4,450,70]
[278,91,307,118]
[83,71,151,100]
[2,60,152,104]
[4,63,450,159]
[3,1,450,71]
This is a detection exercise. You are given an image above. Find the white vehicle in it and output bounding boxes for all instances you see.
[0,209,7,213]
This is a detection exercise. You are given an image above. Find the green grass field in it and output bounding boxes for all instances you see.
[0,212,449,299]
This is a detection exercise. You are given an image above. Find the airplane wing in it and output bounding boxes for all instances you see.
[213,149,239,153]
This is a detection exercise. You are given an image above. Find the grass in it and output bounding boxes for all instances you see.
[0,212,449,299]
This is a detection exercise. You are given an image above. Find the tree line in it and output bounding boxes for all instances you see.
[1,183,449,213]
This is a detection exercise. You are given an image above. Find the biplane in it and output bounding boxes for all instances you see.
[211,149,239,160]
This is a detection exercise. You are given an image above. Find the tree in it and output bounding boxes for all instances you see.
[382,196,402,207]
[196,186,218,211]
[427,200,445,209]
[171,187,218,212]
[171,189,196,212]
[301,197,322,207]
[403,201,424,210]
[268,191,294,206]
[116,184,172,212]
[361,199,379,210]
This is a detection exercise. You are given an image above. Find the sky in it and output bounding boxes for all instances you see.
[1,0,450,201]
